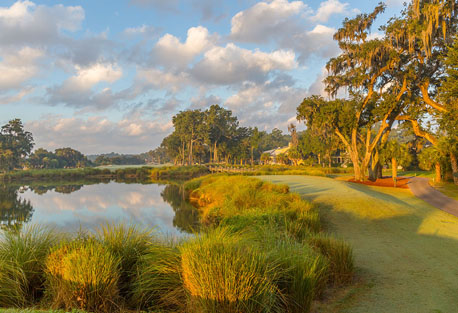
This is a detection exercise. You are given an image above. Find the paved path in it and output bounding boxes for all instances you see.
[408,177,458,217]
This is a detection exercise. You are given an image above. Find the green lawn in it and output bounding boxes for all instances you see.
[431,181,458,201]
[261,175,458,313]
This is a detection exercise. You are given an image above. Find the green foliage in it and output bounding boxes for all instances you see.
[0,119,34,172]
[380,140,413,168]
[418,146,444,170]
[28,148,92,169]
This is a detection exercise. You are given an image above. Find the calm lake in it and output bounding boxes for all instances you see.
[0,181,199,236]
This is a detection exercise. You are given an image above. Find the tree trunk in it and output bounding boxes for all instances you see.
[377,163,383,179]
[181,141,185,166]
[318,153,321,165]
[435,162,442,183]
[392,158,397,187]
[450,153,458,185]
[189,139,193,165]
[213,141,218,163]
[251,147,254,166]
[368,150,381,182]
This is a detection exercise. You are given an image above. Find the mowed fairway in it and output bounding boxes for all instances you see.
[261,175,458,313]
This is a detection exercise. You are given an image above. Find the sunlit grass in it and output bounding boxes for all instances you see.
[261,175,458,313]
[430,181,458,201]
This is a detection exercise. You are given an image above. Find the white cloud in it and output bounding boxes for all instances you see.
[311,0,350,22]
[65,63,123,92]
[229,0,344,64]
[230,0,307,43]
[0,1,84,46]
[0,46,43,91]
[191,43,297,85]
[46,63,123,109]
[137,67,192,93]
[152,26,215,69]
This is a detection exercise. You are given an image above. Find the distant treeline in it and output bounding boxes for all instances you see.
[160,104,291,165]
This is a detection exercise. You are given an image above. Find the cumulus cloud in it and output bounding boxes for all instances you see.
[311,0,350,22]
[230,0,307,43]
[152,26,215,70]
[191,43,297,85]
[46,63,123,109]
[0,1,84,47]
[229,0,345,63]
[224,76,308,131]
[0,46,43,91]
[26,115,173,154]
[137,67,192,93]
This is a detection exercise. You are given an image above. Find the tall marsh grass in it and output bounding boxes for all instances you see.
[180,228,281,313]
[45,239,120,312]
[0,225,60,306]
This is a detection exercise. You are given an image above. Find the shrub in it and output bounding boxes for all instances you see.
[45,239,120,312]
[131,241,184,311]
[308,234,354,285]
[0,225,60,306]
[180,228,281,313]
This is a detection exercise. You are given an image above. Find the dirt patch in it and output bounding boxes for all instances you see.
[347,176,410,189]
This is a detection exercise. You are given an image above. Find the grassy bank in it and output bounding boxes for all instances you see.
[0,175,352,313]
[1,165,210,183]
[261,175,458,313]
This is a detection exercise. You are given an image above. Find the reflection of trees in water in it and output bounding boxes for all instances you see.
[28,184,83,195]
[161,184,199,233]
[0,185,34,230]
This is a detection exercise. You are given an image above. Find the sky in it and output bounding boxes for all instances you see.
[0,0,406,154]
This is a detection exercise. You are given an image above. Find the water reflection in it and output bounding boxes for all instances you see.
[0,181,197,236]
[0,185,34,230]
[161,184,200,233]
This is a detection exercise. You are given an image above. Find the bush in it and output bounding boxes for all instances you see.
[180,228,280,313]
[45,239,120,312]
[0,225,60,306]
[308,234,354,285]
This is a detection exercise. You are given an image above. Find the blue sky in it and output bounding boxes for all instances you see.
[0,0,405,154]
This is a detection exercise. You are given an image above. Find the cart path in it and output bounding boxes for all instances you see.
[408,177,458,218]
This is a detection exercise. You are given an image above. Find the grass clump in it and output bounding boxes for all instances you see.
[0,225,60,307]
[307,234,354,285]
[180,228,280,313]
[45,239,120,312]
[265,237,329,312]
[95,224,152,302]
[131,241,184,311]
